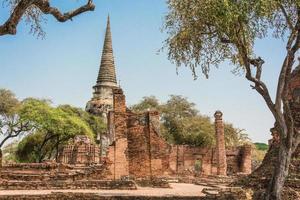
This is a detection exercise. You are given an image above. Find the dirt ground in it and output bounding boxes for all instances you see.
[0,183,209,197]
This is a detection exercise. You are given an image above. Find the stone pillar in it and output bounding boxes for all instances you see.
[241,144,252,174]
[214,111,227,176]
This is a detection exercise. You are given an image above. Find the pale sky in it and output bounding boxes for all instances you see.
[0,0,288,143]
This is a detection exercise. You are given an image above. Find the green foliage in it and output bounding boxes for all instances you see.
[252,143,268,169]
[16,98,96,162]
[0,89,20,115]
[0,89,32,148]
[2,141,18,163]
[0,89,105,163]
[254,142,269,151]
[162,95,198,119]
[20,99,94,140]
[57,105,106,141]
[194,160,202,172]
[15,132,49,163]
[164,0,300,77]
[132,95,249,147]
[131,96,161,113]
[177,116,215,146]
[224,123,251,147]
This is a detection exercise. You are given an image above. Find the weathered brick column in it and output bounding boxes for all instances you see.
[240,144,252,174]
[214,111,227,176]
[111,88,129,180]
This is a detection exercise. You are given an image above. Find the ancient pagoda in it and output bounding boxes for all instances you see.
[86,16,118,118]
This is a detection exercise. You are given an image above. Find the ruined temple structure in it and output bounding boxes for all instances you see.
[58,17,252,179]
[105,88,252,180]
[0,17,253,190]
[85,16,119,119]
[58,135,100,166]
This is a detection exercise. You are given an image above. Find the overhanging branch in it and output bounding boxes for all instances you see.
[0,0,95,36]
[34,0,95,22]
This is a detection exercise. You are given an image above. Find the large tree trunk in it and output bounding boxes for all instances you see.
[265,143,293,200]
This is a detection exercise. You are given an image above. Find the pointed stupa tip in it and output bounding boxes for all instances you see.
[96,14,117,85]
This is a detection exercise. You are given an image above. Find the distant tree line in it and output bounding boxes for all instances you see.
[130,95,251,147]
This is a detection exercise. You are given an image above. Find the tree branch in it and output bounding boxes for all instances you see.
[34,0,95,22]
[234,23,281,130]
[0,121,31,148]
[278,4,294,31]
[0,0,95,36]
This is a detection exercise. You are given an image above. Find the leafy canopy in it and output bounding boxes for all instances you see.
[164,0,300,77]
[20,98,94,140]
[131,95,250,147]
[0,89,31,148]
[0,89,20,116]
[16,98,99,162]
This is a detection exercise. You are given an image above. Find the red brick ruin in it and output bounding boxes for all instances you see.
[104,88,251,180]
[58,135,100,165]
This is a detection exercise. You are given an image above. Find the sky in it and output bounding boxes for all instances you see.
[0,0,289,143]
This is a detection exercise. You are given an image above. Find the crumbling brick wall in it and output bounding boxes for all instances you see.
[127,112,152,178]
[58,136,100,165]
[106,89,252,179]
[167,145,250,176]
[148,111,171,176]
[106,89,129,180]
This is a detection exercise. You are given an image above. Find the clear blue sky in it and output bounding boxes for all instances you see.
[0,0,287,143]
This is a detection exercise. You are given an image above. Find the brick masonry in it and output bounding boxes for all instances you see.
[214,111,227,176]
[289,66,300,177]
[0,90,253,190]
[58,135,100,165]
[106,89,252,179]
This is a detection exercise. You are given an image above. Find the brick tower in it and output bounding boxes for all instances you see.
[86,16,118,118]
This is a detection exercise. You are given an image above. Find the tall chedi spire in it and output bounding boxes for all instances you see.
[86,15,119,118]
[96,15,117,86]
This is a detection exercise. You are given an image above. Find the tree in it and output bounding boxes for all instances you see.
[130,96,161,113]
[224,123,250,147]
[0,0,95,37]
[19,98,94,162]
[131,95,248,147]
[58,105,106,142]
[0,89,32,149]
[164,1,300,199]
[15,131,50,163]
[2,141,18,163]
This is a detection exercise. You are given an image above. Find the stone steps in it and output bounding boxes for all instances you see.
[0,180,137,190]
